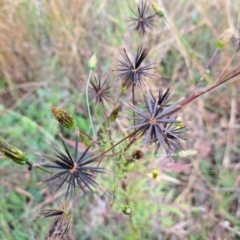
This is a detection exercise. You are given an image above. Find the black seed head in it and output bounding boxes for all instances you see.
[89,75,111,105]
[129,90,185,156]
[38,133,104,199]
[128,0,155,35]
[114,45,156,87]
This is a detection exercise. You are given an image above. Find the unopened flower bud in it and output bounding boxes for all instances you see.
[110,106,121,121]
[52,107,77,129]
[88,54,97,70]
[152,170,159,179]
[122,205,132,215]
[151,2,164,17]
[0,137,28,165]
[177,150,197,158]
[107,184,117,207]
[147,170,160,179]
[217,28,234,48]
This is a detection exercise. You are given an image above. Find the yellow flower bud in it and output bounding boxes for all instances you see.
[217,28,234,48]
[88,54,97,70]
[151,2,164,17]
[52,107,77,129]
[0,137,28,165]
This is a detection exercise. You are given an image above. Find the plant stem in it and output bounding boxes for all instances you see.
[169,67,240,116]
[86,69,96,139]
[132,84,135,124]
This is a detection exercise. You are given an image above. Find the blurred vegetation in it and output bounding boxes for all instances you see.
[0,0,240,239]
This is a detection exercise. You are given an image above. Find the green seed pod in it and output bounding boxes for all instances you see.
[122,205,132,215]
[0,137,28,165]
[152,170,159,179]
[88,54,97,70]
[110,106,121,122]
[52,107,77,129]
[151,2,164,17]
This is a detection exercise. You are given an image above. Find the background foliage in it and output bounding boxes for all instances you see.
[0,0,240,239]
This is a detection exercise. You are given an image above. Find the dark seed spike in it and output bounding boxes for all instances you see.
[121,49,134,67]
[81,172,99,187]
[129,103,150,119]
[55,153,74,166]
[74,134,78,162]
[153,97,159,117]
[80,156,99,166]
[48,144,73,165]
[43,171,69,184]
[130,121,149,130]
[154,125,165,149]
[144,124,153,145]
[54,172,70,194]
[65,174,73,199]
[79,174,94,193]
[41,164,71,170]
[76,145,92,164]
[59,134,74,165]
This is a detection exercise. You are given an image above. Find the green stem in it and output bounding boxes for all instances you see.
[86,69,96,138]
[35,165,53,175]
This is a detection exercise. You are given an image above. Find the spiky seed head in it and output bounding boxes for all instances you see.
[88,54,97,70]
[52,107,77,129]
[114,45,156,86]
[39,133,104,199]
[129,89,185,156]
[217,28,234,48]
[0,137,28,165]
[89,75,111,105]
[128,0,156,35]
[151,2,164,17]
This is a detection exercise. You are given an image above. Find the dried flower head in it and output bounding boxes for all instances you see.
[0,137,28,165]
[132,149,144,159]
[37,133,104,198]
[89,75,111,105]
[39,200,71,240]
[114,45,155,86]
[52,107,77,130]
[128,90,185,155]
[128,0,155,35]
